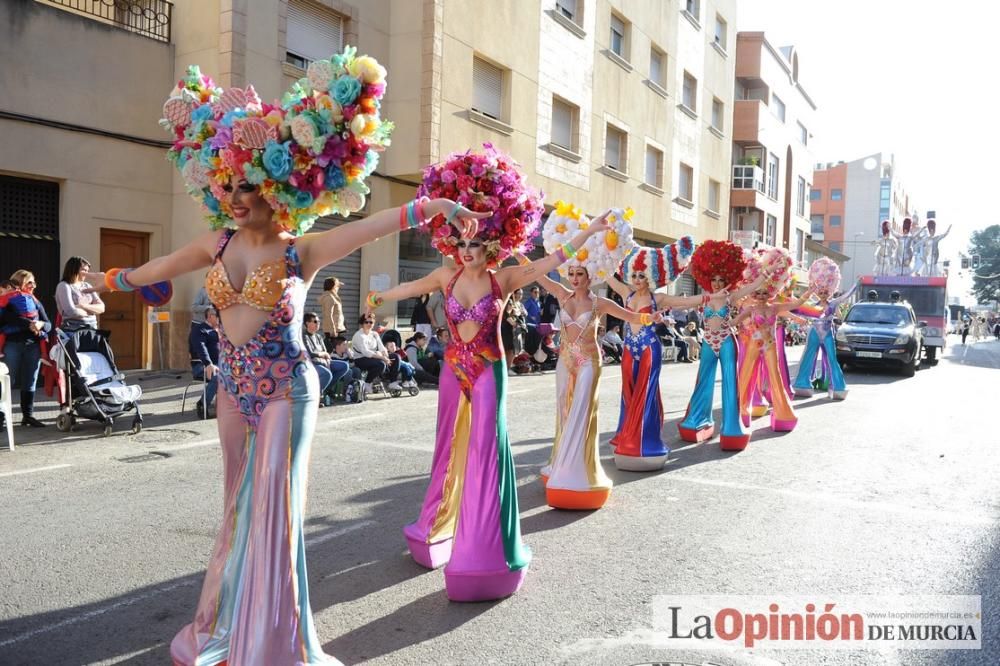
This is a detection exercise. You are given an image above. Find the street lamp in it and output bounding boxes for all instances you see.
[850,232,865,284]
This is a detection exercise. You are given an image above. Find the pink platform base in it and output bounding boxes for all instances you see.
[677,423,715,443]
[403,524,453,569]
[831,390,847,400]
[771,417,798,432]
[793,387,815,397]
[719,433,750,451]
[445,566,527,602]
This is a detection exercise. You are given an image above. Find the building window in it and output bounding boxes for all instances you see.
[711,98,724,131]
[682,71,697,111]
[795,229,805,262]
[649,46,666,88]
[829,241,842,252]
[830,215,842,226]
[286,0,344,69]
[831,188,843,201]
[765,214,777,246]
[644,145,664,189]
[685,0,700,22]
[798,121,809,145]
[556,0,578,22]
[766,153,779,199]
[771,93,786,122]
[472,56,505,121]
[796,176,806,216]
[810,214,824,234]
[610,12,629,60]
[708,178,720,212]
[551,96,579,152]
[678,162,694,202]
[605,124,628,172]
[810,188,821,201]
[713,14,727,50]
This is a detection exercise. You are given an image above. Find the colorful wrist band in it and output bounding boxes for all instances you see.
[399,204,409,231]
[561,242,577,259]
[444,202,462,227]
[366,291,384,309]
[104,267,136,293]
[639,313,653,327]
[553,247,568,264]
[517,255,531,266]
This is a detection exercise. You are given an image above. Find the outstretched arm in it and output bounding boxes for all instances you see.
[937,225,952,240]
[604,273,632,300]
[370,267,451,307]
[729,273,767,301]
[597,297,663,327]
[88,231,221,290]
[830,281,859,306]
[513,254,570,299]
[654,292,707,309]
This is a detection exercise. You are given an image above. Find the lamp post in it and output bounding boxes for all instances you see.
[850,232,865,285]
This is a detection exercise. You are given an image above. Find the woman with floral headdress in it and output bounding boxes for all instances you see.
[368,146,606,600]
[603,236,696,470]
[89,51,489,666]
[527,205,663,508]
[732,248,812,434]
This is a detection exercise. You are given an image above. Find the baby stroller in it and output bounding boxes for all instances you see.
[50,327,143,436]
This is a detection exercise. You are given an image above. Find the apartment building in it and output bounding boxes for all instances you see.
[811,152,915,282]
[728,31,816,271]
[0,0,737,367]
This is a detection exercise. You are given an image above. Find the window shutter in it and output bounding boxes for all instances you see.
[552,99,573,149]
[472,58,504,120]
[287,0,344,65]
[556,0,577,20]
[605,128,621,169]
[645,148,658,185]
[650,50,662,85]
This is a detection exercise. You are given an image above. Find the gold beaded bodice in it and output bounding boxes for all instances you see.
[205,233,288,312]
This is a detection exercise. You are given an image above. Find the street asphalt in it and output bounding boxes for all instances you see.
[0,336,997,665]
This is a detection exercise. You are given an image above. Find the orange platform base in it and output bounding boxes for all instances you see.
[545,486,610,510]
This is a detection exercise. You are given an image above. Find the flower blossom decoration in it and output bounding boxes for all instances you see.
[807,257,841,299]
[417,143,544,265]
[161,46,394,235]
[742,246,793,299]
[542,202,637,284]
[689,239,747,291]
[620,235,696,288]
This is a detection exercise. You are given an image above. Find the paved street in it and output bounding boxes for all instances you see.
[0,337,997,666]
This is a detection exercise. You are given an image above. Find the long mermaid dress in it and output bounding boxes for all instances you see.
[403,268,531,601]
[792,284,857,399]
[171,229,335,666]
[609,293,668,470]
[540,298,613,509]
[738,311,798,432]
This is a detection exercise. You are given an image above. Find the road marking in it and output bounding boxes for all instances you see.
[155,438,218,452]
[0,520,373,648]
[667,475,995,525]
[0,464,73,478]
[328,412,383,424]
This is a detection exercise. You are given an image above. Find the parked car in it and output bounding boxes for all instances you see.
[835,301,926,377]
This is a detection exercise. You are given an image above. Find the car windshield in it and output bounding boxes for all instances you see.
[845,305,912,326]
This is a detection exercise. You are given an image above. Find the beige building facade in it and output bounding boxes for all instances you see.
[1,0,737,369]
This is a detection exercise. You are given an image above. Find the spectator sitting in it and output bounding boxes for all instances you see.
[303,311,349,406]
[655,319,691,362]
[384,341,418,390]
[427,326,449,361]
[330,335,364,381]
[188,305,221,419]
[404,332,440,385]
[681,321,701,361]
[55,256,104,331]
[352,314,390,393]
[380,325,402,350]
[601,325,624,364]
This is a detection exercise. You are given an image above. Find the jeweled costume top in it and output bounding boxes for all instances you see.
[443,268,504,396]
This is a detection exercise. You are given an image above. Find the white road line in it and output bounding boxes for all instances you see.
[0,520,373,648]
[155,438,218,452]
[0,464,73,478]
[327,412,383,424]
[667,475,995,525]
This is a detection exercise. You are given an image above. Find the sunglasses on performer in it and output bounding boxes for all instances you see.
[632,272,647,280]
[455,240,483,250]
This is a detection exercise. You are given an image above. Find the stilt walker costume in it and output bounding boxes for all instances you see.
[678,240,752,449]
[609,239,694,470]
[792,258,857,399]
[537,205,637,509]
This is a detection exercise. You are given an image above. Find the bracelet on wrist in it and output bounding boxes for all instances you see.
[517,255,531,266]
[639,313,653,327]
[399,204,409,231]
[553,247,568,264]
[104,267,137,293]
[561,242,577,259]
[366,291,384,309]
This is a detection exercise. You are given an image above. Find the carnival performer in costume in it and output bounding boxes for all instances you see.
[90,51,490,666]
[604,237,695,471]
[792,258,857,400]
[678,241,765,449]
[873,220,898,276]
[368,146,598,601]
[733,248,812,433]
[529,204,661,508]
[922,218,952,277]
[891,217,920,276]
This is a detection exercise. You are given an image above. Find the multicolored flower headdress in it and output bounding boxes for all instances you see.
[689,239,747,291]
[620,236,695,288]
[807,257,841,297]
[542,202,637,284]
[742,246,793,299]
[161,46,393,235]
[417,143,544,265]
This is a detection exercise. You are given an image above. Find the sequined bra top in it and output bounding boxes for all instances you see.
[205,230,289,312]
[704,304,730,320]
[445,272,503,327]
[443,268,503,397]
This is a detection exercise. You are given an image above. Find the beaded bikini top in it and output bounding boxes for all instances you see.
[205,229,288,312]
[444,268,503,398]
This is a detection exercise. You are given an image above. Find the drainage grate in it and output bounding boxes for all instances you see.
[117,451,172,463]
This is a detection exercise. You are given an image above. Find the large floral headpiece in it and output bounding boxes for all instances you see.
[742,246,793,300]
[161,46,393,235]
[542,203,637,284]
[689,240,747,291]
[417,143,544,265]
[620,236,695,288]
[808,257,841,298]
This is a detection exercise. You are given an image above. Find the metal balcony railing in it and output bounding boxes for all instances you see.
[40,0,173,43]
[732,164,765,193]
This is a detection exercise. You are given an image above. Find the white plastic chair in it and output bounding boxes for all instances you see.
[0,362,14,451]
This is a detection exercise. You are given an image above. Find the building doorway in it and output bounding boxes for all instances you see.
[100,228,149,369]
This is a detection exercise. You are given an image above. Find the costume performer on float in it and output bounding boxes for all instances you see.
[678,240,765,450]
[90,51,489,665]
[604,237,696,471]
[529,205,657,508]
[891,217,919,276]
[921,218,951,277]
[369,146,602,600]
[792,258,857,400]
[733,248,811,433]
[872,220,898,276]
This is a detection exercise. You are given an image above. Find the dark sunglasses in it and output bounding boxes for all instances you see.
[456,240,483,250]
[632,272,647,280]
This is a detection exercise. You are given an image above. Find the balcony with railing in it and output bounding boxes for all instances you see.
[37,0,173,43]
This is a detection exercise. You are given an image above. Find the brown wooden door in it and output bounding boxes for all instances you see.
[100,229,149,370]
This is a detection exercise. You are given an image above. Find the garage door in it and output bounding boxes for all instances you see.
[0,175,60,319]
[305,216,362,336]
